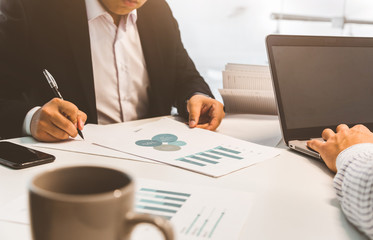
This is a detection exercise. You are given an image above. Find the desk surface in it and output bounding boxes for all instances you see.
[0,114,368,240]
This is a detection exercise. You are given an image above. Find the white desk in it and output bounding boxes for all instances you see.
[0,114,368,240]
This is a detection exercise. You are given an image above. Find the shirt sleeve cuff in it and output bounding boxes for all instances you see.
[336,143,373,171]
[22,106,41,136]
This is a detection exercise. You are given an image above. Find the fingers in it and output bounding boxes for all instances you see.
[31,111,70,142]
[56,99,79,124]
[195,123,210,129]
[50,112,78,138]
[77,110,87,130]
[336,124,349,133]
[307,139,324,153]
[30,98,88,142]
[322,128,335,141]
[352,124,370,132]
[206,104,224,131]
[188,95,225,131]
[187,99,202,128]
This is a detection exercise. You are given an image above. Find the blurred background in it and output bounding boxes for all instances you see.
[166,0,373,100]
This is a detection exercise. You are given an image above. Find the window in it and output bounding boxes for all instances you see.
[167,0,373,100]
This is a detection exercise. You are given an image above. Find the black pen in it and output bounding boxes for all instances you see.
[43,69,84,139]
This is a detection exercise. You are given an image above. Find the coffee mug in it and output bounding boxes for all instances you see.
[28,166,174,240]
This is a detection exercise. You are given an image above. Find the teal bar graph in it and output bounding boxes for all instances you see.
[139,199,182,208]
[151,214,172,220]
[198,152,221,160]
[215,146,241,154]
[208,150,243,160]
[176,158,206,167]
[136,205,178,214]
[208,211,225,238]
[136,187,191,221]
[174,145,245,168]
[186,213,201,234]
[140,188,191,197]
[189,155,218,164]
[137,192,188,202]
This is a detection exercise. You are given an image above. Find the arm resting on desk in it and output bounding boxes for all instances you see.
[334,143,373,239]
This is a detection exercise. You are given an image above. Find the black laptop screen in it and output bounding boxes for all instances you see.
[272,45,373,130]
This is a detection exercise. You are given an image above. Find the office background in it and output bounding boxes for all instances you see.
[167,0,373,100]
[1,0,371,101]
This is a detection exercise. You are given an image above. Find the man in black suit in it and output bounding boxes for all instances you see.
[0,0,225,141]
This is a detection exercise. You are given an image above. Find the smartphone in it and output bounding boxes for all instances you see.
[0,141,55,169]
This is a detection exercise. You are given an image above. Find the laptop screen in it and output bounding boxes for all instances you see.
[272,45,373,130]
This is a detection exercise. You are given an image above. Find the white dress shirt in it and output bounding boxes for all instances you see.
[86,0,150,124]
[22,0,150,134]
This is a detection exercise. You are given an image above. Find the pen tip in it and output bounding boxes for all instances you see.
[78,129,84,140]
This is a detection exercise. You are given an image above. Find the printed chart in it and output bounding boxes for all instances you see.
[135,187,190,220]
[94,118,281,177]
[132,179,253,240]
[0,179,253,240]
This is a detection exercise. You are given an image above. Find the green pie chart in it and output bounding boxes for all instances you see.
[135,140,162,147]
[152,134,178,143]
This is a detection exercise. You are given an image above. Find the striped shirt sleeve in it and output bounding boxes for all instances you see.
[334,143,373,239]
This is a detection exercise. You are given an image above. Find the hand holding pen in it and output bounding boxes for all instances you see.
[28,70,87,142]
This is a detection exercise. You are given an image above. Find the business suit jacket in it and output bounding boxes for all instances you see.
[0,0,213,139]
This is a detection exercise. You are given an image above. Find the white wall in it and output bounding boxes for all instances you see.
[167,0,373,99]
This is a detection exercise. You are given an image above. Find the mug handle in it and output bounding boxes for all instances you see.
[125,212,174,240]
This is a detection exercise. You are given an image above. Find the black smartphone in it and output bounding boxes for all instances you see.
[0,141,55,169]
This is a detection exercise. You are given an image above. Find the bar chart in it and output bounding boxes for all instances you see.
[135,187,191,220]
[130,179,253,240]
[94,118,281,177]
[0,179,253,240]
[180,207,226,239]
[176,145,245,167]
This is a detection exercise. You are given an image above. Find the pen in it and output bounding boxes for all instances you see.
[43,69,84,139]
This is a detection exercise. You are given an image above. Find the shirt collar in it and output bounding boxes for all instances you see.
[85,0,138,24]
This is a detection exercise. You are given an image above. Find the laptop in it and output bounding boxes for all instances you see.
[266,35,373,159]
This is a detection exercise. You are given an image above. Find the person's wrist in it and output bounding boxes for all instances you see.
[336,143,373,171]
[22,106,41,136]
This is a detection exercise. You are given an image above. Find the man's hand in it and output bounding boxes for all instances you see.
[30,98,87,142]
[307,124,373,173]
[187,95,225,131]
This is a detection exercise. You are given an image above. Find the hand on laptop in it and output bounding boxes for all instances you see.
[307,124,373,173]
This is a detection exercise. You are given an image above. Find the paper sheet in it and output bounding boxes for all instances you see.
[220,63,277,115]
[0,195,28,225]
[222,71,273,90]
[219,89,277,115]
[94,118,281,177]
[225,63,270,74]
[33,124,155,163]
[132,179,253,240]
[0,179,253,240]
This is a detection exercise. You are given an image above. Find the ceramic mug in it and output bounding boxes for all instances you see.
[29,166,174,240]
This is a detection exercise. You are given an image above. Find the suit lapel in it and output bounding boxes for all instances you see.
[57,0,97,123]
[137,4,165,94]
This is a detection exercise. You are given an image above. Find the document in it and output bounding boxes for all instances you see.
[220,63,277,115]
[132,179,253,240]
[94,118,281,177]
[219,89,277,115]
[0,179,253,240]
[33,124,155,163]
[0,195,28,225]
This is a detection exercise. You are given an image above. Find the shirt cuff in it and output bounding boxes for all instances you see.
[22,106,41,136]
[336,143,373,171]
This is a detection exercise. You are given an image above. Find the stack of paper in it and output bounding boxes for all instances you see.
[219,63,277,115]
